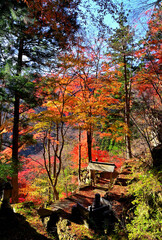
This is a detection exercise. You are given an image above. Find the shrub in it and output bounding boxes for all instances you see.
[126,165,162,240]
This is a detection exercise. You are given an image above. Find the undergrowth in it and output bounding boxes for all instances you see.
[126,159,162,240]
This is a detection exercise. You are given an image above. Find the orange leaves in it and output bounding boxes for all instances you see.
[0,147,12,162]
[99,132,112,138]
[31,37,125,139]
[71,74,121,130]
[133,6,162,106]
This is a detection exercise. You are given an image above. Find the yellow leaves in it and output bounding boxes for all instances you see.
[32,122,50,133]
[0,126,7,134]
[28,36,129,138]
[0,147,12,161]
[0,118,13,134]
[35,66,124,132]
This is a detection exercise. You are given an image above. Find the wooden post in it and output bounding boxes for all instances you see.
[90,170,96,186]
[110,172,113,185]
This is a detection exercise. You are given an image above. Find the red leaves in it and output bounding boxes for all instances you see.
[70,131,125,170]
[133,6,162,105]
[22,0,79,47]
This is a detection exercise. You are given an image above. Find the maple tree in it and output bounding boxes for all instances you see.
[26,69,79,200]
[67,39,122,163]
[21,37,123,198]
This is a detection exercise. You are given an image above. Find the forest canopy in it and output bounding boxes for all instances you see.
[0,0,161,239]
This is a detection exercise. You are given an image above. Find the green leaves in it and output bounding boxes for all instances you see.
[127,167,162,240]
[0,159,13,180]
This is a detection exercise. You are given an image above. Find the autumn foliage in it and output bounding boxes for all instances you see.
[0,3,161,205]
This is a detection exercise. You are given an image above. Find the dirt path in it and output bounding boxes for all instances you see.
[48,160,133,220]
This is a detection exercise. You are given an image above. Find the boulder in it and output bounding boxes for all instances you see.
[151,144,162,169]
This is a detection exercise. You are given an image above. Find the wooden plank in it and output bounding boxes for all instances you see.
[87,162,115,172]
[89,161,116,166]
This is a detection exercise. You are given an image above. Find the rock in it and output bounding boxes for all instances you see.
[57,218,76,240]
[0,207,50,240]
[151,144,162,169]
[47,211,59,234]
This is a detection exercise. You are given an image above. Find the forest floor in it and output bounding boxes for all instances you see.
[0,160,134,240]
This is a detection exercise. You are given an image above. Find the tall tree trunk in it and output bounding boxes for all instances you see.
[124,54,132,159]
[52,122,61,201]
[43,132,59,202]
[53,186,59,201]
[87,129,92,162]
[87,106,92,162]
[11,38,23,203]
[53,122,59,178]
[78,127,81,182]
[11,92,20,203]
[48,130,52,202]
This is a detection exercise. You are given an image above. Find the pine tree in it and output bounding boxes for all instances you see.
[108,3,134,159]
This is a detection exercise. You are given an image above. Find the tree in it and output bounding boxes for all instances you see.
[131,5,162,164]
[28,71,78,200]
[0,0,80,202]
[0,0,32,202]
[70,41,123,167]
[107,3,134,159]
[67,41,106,163]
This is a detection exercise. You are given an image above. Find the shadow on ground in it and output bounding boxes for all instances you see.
[0,206,51,240]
